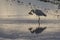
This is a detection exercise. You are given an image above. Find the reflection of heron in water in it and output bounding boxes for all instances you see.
[29,27,46,34]
[28,9,47,34]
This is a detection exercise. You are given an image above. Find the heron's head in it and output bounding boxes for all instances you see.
[28,12,33,15]
[28,9,35,15]
[28,27,32,31]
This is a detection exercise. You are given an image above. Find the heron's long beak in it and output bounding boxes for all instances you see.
[28,12,33,15]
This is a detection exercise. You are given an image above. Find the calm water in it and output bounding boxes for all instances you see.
[0,0,60,40]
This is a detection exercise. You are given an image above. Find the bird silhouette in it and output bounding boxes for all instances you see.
[29,9,46,16]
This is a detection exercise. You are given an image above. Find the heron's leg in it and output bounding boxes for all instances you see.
[38,16,40,27]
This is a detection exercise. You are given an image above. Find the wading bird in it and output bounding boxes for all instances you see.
[28,9,47,34]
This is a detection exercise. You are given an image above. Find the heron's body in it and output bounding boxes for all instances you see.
[29,9,46,16]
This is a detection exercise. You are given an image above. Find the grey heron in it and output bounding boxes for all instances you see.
[28,9,47,34]
[29,9,46,27]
